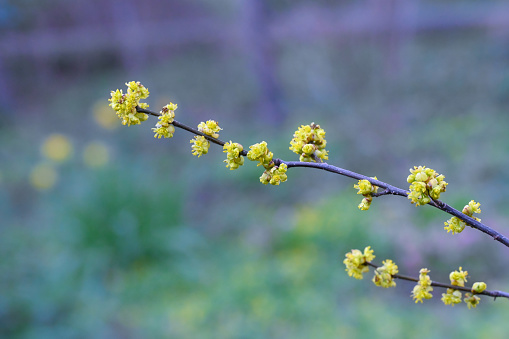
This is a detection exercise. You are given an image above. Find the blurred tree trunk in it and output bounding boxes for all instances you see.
[241,0,286,126]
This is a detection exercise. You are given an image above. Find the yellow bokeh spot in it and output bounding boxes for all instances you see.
[93,100,119,130]
[30,163,58,190]
[83,141,109,168]
[41,134,73,162]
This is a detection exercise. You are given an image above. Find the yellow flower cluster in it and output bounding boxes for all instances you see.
[190,136,210,157]
[441,267,484,308]
[152,103,177,139]
[354,177,378,211]
[343,246,375,280]
[246,141,288,185]
[444,200,481,234]
[373,259,398,288]
[463,293,481,309]
[260,163,288,185]
[247,141,273,168]
[411,268,433,303]
[198,120,222,138]
[442,289,463,306]
[223,141,244,170]
[190,120,221,157]
[289,122,328,162]
[463,281,486,309]
[108,81,150,126]
[450,266,468,287]
[407,166,448,206]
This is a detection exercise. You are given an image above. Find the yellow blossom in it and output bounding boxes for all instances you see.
[198,120,221,138]
[247,141,273,169]
[449,267,468,287]
[442,288,462,306]
[407,166,447,206]
[223,141,244,170]
[190,136,210,157]
[354,177,378,211]
[152,103,176,139]
[354,178,378,195]
[411,268,433,303]
[444,200,481,235]
[289,122,328,162]
[464,293,481,309]
[372,259,398,288]
[108,81,150,126]
[343,246,375,280]
[260,164,288,185]
[472,282,487,294]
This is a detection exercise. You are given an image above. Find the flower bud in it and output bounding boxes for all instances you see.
[472,282,487,294]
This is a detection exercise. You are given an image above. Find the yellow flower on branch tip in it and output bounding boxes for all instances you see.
[442,288,462,306]
[343,246,375,280]
[190,136,210,157]
[223,141,244,170]
[449,267,468,287]
[411,268,433,303]
[372,259,398,288]
[464,293,481,309]
[108,81,150,126]
[198,120,221,138]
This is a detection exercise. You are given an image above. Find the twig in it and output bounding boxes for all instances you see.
[365,262,509,300]
[136,106,509,248]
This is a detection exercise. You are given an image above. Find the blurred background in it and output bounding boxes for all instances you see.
[2,0,509,337]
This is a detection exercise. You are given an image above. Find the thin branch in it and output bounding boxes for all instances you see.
[365,262,509,300]
[281,161,509,248]
[136,106,509,248]
[136,106,248,155]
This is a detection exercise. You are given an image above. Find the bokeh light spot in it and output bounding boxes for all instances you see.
[93,100,119,130]
[30,163,58,190]
[41,134,73,162]
[83,141,110,168]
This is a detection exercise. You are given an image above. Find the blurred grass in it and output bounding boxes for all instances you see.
[2,30,509,338]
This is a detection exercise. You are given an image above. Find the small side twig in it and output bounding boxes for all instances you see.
[365,261,509,300]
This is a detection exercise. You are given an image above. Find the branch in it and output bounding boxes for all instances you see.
[136,106,509,248]
[136,106,249,156]
[365,262,509,300]
[279,161,509,248]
